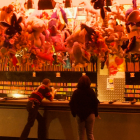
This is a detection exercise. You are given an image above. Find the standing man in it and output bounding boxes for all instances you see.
[19,78,56,140]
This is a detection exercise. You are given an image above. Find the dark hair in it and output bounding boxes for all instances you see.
[77,75,91,89]
[42,78,50,85]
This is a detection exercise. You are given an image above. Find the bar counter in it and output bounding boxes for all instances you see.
[1,99,140,112]
[1,99,140,140]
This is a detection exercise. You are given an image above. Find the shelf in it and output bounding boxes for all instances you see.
[124,93,140,94]
[124,97,140,98]
[0,84,96,87]
[125,88,140,89]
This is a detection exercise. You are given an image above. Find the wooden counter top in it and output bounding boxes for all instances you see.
[0,99,140,113]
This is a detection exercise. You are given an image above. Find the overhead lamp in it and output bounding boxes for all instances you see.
[56,72,61,77]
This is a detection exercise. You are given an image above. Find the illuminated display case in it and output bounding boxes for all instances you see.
[0,63,97,100]
[125,54,140,101]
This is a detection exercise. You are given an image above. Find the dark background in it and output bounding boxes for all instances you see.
[0,71,97,83]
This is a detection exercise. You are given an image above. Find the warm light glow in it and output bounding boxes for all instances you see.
[11,90,28,98]
[11,91,28,99]
[12,93,23,98]
[71,0,133,7]
[0,0,135,9]
[82,72,86,76]
[56,72,61,77]
[0,0,23,8]
[25,9,36,17]
[0,0,38,9]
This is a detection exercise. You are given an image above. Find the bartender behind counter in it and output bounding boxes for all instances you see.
[19,78,56,140]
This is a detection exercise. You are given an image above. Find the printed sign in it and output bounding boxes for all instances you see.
[107,78,114,90]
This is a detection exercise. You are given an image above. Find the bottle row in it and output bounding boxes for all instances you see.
[0,86,97,95]
[125,85,140,88]
[0,90,69,95]
[0,81,96,87]
[0,88,96,95]
[124,89,140,93]
[125,85,140,94]
[0,87,77,92]
[125,94,140,98]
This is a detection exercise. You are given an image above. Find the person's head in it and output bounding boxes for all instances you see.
[77,75,91,89]
[42,78,51,87]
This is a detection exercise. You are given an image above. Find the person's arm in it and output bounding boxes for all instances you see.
[91,89,99,117]
[50,87,57,100]
[44,87,56,101]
